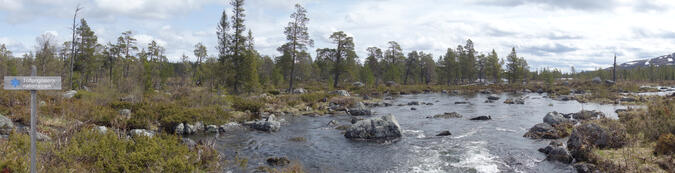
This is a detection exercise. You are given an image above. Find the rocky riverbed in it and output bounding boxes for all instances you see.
[191,92,629,172]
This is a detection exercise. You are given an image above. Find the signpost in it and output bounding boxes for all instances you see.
[3,66,61,173]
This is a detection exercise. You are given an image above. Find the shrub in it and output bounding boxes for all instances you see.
[622,99,675,141]
[232,98,265,113]
[268,90,281,95]
[55,129,220,172]
[299,93,328,104]
[655,133,675,156]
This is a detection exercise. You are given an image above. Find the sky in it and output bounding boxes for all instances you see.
[1,0,675,72]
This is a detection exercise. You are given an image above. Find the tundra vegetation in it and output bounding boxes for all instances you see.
[1,0,674,172]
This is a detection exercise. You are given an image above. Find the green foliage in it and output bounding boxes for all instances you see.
[54,129,218,172]
[232,97,265,112]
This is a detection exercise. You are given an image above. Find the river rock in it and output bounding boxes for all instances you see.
[267,157,290,167]
[524,123,562,139]
[244,115,281,132]
[0,114,14,135]
[410,107,417,110]
[63,90,77,99]
[487,94,500,100]
[344,114,402,140]
[333,90,351,96]
[536,88,544,94]
[567,122,627,162]
[543,112,572,125]
[571,110,605,120]
[429,112,462,119]
[504,98,525,104]
[219,122,243,132]
[407,101,419,105]
[469,116,491,120]
[454,101,470,104]
[206,125,218,133]
[193,122,205,132]
[328,120,338,127]
[545,145,573,163]
[436,131,452,136]
[348,102,372,116]
[129,129,155,137]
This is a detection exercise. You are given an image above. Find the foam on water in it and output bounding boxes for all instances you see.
[451,141,501,173]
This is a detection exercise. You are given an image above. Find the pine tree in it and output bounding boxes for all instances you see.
[284,4,313,92]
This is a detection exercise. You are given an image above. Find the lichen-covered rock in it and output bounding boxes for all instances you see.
[0,114,14,135]
[175,123,185,135]
[129,129,155,137]
[94,126,108,134]
[344,114,402,140]
[333,90,351,96]
[292,88,307,94]
[352,82,365,88]
[63,90,77,99]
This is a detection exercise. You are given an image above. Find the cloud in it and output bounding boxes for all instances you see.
[475,0,620,11]
[520,43,578,56]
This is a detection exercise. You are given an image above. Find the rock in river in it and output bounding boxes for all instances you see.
[570,110,605,121]
[543,111,572,125]
[487,94,500,100]
[523,123,566,139]
[267,157,290,167]
[469,115,491,120]
[344,114,402,140]
[436,130,452,136]
[429,112,462,119]
[244,115,281,132]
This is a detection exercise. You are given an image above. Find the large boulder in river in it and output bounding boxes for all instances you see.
[543,112,572,125]
[0,114,14,135]
[344,114,402,140]
[244,115,281,132]
[567,121,627,162]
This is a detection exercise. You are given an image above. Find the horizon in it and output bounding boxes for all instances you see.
[1,0,675,72]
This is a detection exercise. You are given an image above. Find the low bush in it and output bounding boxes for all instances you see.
[655,133,675,156]
[232,97,265,113]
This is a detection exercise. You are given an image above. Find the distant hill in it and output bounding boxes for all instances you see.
[618,52,675,69]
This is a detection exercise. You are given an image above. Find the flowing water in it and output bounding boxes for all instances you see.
[195,93,629,173]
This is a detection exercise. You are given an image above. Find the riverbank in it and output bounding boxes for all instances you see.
[0,79,672,172]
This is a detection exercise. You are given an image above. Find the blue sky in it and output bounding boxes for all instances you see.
[1,0,675,72]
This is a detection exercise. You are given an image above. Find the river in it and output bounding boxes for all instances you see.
[195,92,629,173]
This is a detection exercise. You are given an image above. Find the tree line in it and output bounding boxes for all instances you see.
[0,0,537,95]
